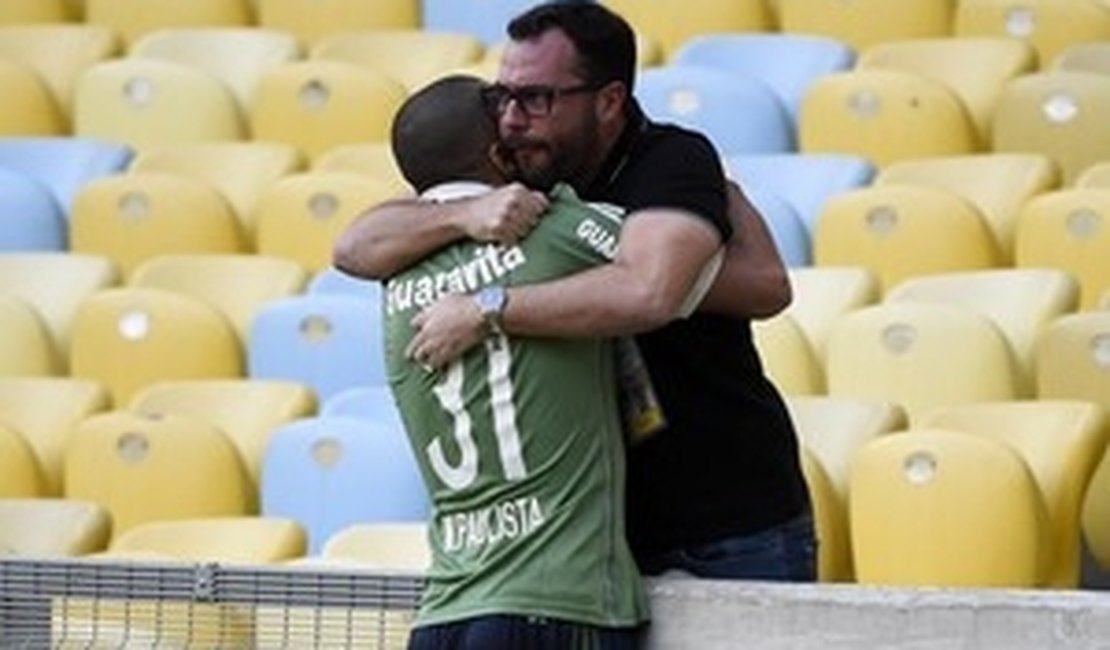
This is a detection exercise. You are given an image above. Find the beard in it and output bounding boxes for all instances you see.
[501,115,600,192]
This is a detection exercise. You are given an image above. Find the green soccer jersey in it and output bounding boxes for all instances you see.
[383,183,648,629]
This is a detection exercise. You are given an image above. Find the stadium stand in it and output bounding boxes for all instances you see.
[85,0,253,48]
[0,423,45,498]
[777,0,957,51]
[314,142,410,194]
[0,294,60,377]
[955,0,1110,67]
[796,446,845,582]
[0,60,66,136]
[307,264,382,300]
[603,0,774,59]
[256,0,420,48]
[752,312,824,395]
[0,168,67,251]
[0,136,133,213]
[321,521,431,572]
[780,265,880,361]
[104,516,307,564]
[1077,160,1110,189]
[1053,41,1110,76]
[321,385,404,433]
[0,498,110,556]
[0,0,73,24]
[311,30,486,93]
[1035,311,1110,409]
[739,186,811,266]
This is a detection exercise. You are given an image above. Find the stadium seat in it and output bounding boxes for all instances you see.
[0,136,133,213]
[1053,42,1110,76]
[725,153,876,235]
[130,378,316,487]
[70,172,247,279]
[849,428,1050,587]
[955,0,1110,67]
[248,294,387,402]
[307,265,383,302]
[0,423,45,498]
[992,72,1110,185]
[0,168,67,251]
[74,58,246,152]
[0,295,57,377]
[69,287,243,405]
[1077,160,1110,189]
[321,521,430,572]
[788,396,906,581]
[885,269,1079,397]
[797,446,846,583]
[778,0,956,51]
[314,142,409,194]
[106,517,307,564]
[1085,447,1110,573]
[636,65,793,155]
[0,25,120,124]
[64,410,253,538]
[813,185,1002,293]
[249,60,407,164]
[1035,311,1110,410]
[129,253,309,344]
[919,400,1108,588]
[825,302,1021,422]
[1015,189,1110,309]
[0,377,110,496]
[254,171,400,273]
[0,253,119,370]
[131,27,302,117]
[602,0,774,59]
[857,37,1036,147]
[874,153,1059,263]
[321,385,403,433]
[737,187,811,267]
[420,0,538,47]
[752,313,824,396]
[0,60,66,136]
[672,33,856,124]
[85,0,252,48]
[798,70,978,168]
[0,498,110,557]
[311,30,485,93]
[257,0,420,47]
[781,266,881,361]
[261,416,430,553]
[130,141,305,238]
[0,0,72,23]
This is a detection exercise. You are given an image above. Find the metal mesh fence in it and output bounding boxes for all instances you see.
[0,559,425,649]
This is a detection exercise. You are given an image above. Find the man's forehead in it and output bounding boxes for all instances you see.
[498,31,579,84]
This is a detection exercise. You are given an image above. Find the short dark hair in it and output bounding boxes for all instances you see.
[508,1,636,92]
[390,75,499,193]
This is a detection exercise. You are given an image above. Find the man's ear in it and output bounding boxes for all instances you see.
[595,82,627,123]
[488,141,517,179]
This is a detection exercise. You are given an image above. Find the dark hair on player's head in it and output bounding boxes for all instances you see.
[391,75,499,193]
[507,1,636,92]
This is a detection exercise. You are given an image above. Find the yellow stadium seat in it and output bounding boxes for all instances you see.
[955,0,1110,67]
[130,378,316,486]
[130,27,302,116]
[1084,448,1110,573]
[85,0,252,48]
[875,153,1059,263]
[0,498,110,556]
[782,266,880,361]
[0,25,120,124]
[70,172,248,279]
[0,60,66,136]
[857,37,1035,148]
[1076,160,1110,189]
[825,302,1021,422]
[603,0,775,59]
[798,70,978,168]
[69,287,243,405]
[129,253,308,344]
[0,423,45,498]
[64,410,253,537]
[249,60,407,164]
[813,185,1002,293]
[1015,189,1110,309]
[311,30,485,93]
[0,377,110,496]
[130,141,305,239]
[788,396,906,581]
[254,171,400,273]
[0,294,58,376]
[314,142,410,194]
[778,0,956,51]
[850,428,1051,587]
[0,253,119,371]
[797,446,847,583]
[0,0,72,23]
[886,269,1078,396]
[74,58,246,152]
[1035,311,1110,409]
[920,400,1108,588]
[321,522,430,572]
[256,0,420,48]
[106,517,307,563]
[1053,41,1110,76]
[752,313,824,396]
[992,71,1110,185]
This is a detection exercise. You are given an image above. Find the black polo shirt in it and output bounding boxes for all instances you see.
[582,103,811,560]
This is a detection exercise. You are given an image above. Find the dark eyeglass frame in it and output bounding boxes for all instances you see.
[481,82,603,118]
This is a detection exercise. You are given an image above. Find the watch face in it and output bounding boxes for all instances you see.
[479,286,505,315]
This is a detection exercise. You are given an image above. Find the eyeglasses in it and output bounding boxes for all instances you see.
[481,82,602,118]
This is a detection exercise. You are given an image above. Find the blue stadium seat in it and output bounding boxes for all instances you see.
[321,385,403,433]
[636,65,794,155]
[247,294,387,402]
[0,169,66,251]
[0,136,132,214]
[742,186,811,267]
[421,0,538,46]
[308,265,382,303]
[260,415,429,553]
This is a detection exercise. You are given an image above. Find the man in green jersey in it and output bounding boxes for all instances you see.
[384,75,651,649]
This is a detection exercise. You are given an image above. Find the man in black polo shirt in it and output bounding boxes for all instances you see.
[335,1,815,582]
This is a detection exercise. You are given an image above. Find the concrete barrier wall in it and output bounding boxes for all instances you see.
[646,578,1110,650]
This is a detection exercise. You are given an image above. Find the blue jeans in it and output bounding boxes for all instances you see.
[638,512,817,581]
[408,615,643,650]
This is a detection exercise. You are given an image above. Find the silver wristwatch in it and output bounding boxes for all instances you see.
[474,285,508,337]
